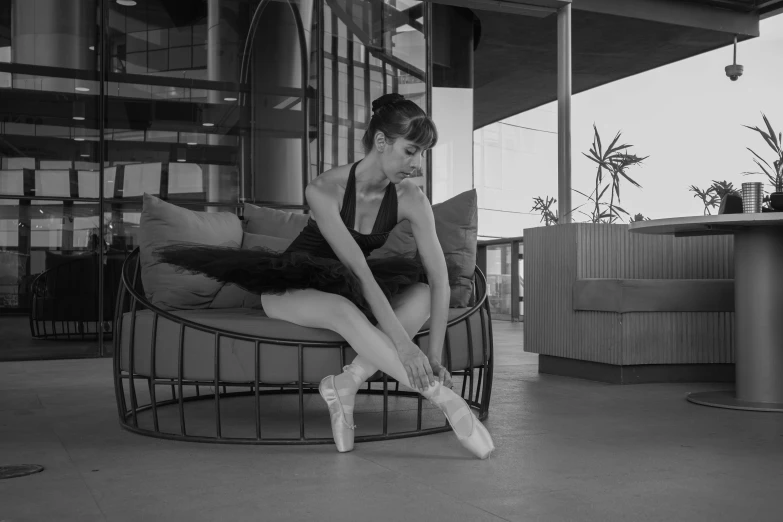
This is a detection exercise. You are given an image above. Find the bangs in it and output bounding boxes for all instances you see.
[405,116,438,151]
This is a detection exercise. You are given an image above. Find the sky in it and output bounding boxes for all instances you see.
[517,14,783,223]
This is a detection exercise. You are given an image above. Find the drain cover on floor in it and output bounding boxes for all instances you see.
[0,465,44,479]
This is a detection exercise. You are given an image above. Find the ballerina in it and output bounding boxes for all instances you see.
[156,93,494,459]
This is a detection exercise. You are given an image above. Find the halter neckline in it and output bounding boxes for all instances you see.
[340,162,397,236]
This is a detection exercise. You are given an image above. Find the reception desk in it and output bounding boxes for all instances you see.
[523,223,735,384]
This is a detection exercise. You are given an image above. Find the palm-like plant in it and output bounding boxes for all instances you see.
[689,185,719,215]
[711,180,739,200]
[531,196,558,226]
[688,180,737,215]
[742,113,783,194]
[578,125,648,223]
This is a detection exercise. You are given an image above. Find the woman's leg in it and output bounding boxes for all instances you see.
[341,282,431,382]
[262,287,493,458]
[261,287,419,387]
[335,282,431,423]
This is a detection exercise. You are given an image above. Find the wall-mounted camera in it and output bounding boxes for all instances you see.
[726,35,743,81]
[725,64,743,81]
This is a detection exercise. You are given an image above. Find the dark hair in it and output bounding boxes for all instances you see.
[362,93,438,154]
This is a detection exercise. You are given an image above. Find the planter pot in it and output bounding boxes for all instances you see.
[523,223,737,383]
[769,192,783,211]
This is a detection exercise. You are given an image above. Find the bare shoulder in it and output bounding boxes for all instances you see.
[396,179,431,221]
[306,165,351,204]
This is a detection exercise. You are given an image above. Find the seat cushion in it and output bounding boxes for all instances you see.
[138,194,243,310]
[120,306,489,384]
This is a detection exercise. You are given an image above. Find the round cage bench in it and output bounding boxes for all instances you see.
[113,248,494,445]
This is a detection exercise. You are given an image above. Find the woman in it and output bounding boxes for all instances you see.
[157,94,493,459]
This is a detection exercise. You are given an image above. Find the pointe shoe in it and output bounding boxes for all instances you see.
[318,362,374,452]
[319,375,355,453]
[424,381,495,459]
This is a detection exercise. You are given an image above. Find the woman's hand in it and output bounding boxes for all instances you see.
[395,339,436,391]
[429,361,453,389]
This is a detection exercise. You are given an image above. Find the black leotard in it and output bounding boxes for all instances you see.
[285,162,398,258]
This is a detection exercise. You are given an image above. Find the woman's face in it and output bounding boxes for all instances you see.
[379,135,424,184]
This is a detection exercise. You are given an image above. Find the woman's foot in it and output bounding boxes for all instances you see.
[423,381,495,459]
[318,360,376,452]
[319,375,355,453]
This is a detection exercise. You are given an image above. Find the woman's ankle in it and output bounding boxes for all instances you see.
[341,358,376,387]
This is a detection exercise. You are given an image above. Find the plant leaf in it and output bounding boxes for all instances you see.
[747,147,773,170]
[762,113,780,152]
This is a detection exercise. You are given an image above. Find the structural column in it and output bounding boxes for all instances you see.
[207,0,242,204]
[557,4,572,224]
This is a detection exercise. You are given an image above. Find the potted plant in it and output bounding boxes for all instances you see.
[531,196,558,226]
[576,125,647,223]
[688,180,739,215]
[743,113,783,210]
[531,125,647,225]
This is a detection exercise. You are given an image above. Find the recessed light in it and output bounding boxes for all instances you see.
[72,100,86,120]
[75,86,90,92]
[74,137,85,141]
[187,142,197,145]
[202,122,214,127]
[116,0,137,6]
[224,96,237,102]
[88,46,95,51]
[177,159,186,162]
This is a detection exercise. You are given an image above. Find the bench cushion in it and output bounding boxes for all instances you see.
[120,306,489,384]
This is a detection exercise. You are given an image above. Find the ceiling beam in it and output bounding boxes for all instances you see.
[572,0,760,36]
[427,0,562,17]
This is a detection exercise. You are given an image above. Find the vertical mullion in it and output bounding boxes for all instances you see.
[424,0,433,201]
[98,0,107,356]
[331,11,339,169]
[317,0,324,175]
[346,33,354,162]
[511,239,520,322]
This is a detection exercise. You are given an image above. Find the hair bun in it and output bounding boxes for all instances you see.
[371,93,405,114]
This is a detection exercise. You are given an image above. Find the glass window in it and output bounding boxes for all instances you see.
[0,0,436,358]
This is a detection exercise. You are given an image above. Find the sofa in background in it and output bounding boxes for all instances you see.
[29,250,125,339]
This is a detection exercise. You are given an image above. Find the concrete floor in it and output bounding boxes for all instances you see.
[1,321,782,522]
[0,315,104,361]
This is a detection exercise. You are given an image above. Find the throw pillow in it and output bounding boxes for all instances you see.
[369,189,478,307]
[139,193,243,310]
[243,203,309,238]
[241,232,294,252]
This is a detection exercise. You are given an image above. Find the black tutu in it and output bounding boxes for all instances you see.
[153,243,426,319]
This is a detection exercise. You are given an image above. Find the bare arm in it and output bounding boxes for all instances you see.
[401,185,449,367]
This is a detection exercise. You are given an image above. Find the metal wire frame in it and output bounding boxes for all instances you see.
[114,248,494,444]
